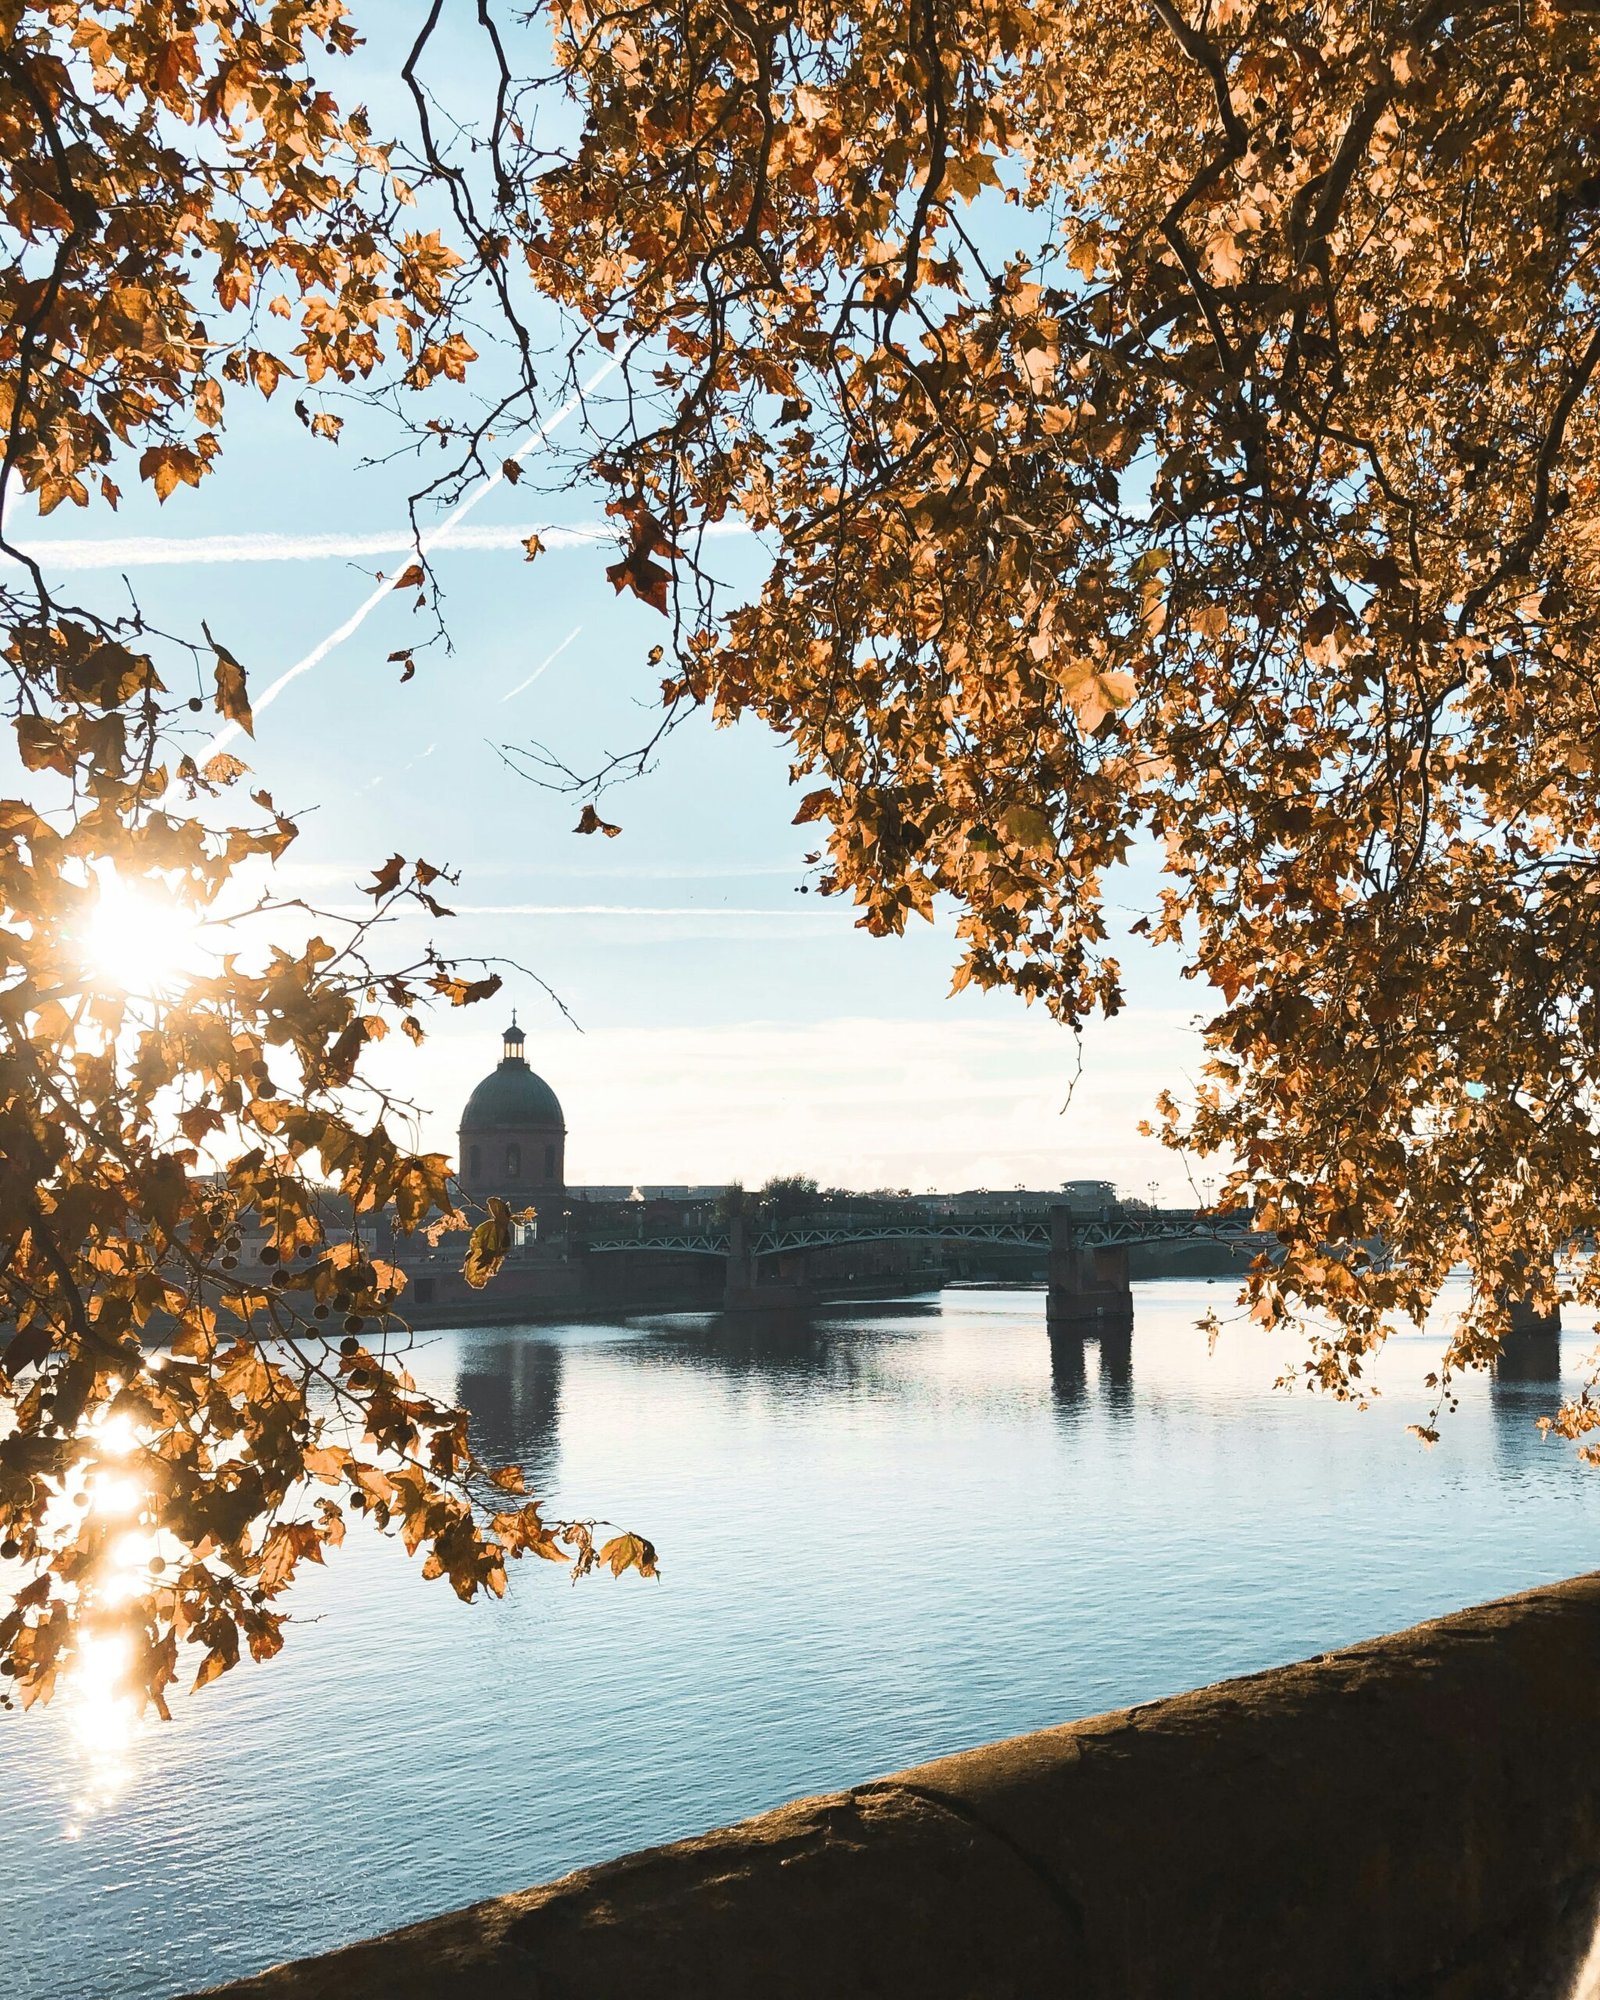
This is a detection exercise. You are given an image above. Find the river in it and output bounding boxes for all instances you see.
[7,1280,1600,1999]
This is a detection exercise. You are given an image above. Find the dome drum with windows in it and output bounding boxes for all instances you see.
[458,1016,566,1204]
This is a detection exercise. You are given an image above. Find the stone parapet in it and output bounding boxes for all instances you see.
[186,1572,1600,2000]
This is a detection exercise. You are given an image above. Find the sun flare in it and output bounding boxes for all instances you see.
[81,867,205,999]
[63,1629,143,1830]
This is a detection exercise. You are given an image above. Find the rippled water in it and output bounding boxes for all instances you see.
[8,1281,1600,2000]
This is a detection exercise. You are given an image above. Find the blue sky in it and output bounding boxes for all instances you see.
[5,9,1212,1199]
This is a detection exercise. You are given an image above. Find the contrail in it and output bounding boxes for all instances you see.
[363,740,436,794]
[8,519,626,572]
[442,904,823,918]
[501,624,581,703]
[193,357,618,766]
[323,902,832,920]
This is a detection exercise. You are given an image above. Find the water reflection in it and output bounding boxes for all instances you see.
[1097,1322,1134,1411]
[636,1299,940,1392]
[63,1630,144,1837]
[1048,1328,1088,1410]
[454,1337,564,1491]
[1493,1329,1563,1383]
[1047,1324,1133,1416]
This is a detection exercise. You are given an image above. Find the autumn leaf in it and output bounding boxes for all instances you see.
[204,626,253,737]
[598,1532,659,1579]
[192,1647,231,1693]
[573,803,622,838]
[603,499,682,614]
[258,1521,322,1592]
[249,350,294,398]
[605,544,672,613]
[364,854,406,899]
[791,788,833,826]
[1001,804,1056,853]
[463,1198,513,1288]
[348,1462,396,1509]
[139,445,204,502]
[429,971,502,1006]
[177,1106,225,1146]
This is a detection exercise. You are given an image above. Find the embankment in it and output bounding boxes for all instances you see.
[188,1572,1600,2000]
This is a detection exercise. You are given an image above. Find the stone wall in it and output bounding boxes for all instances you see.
[188,1573,1600,2000]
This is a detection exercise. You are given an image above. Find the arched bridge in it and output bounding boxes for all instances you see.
[579,1204,1260,1320]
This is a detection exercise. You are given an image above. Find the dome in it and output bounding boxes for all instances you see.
[458,1017,567,1200]
[456,1016,568,1200]
[460,1060,565,1132]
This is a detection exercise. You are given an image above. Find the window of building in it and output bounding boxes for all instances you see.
[469,1145,480,1179]
[506,1143,521,1179]
[544,1142,556,1178]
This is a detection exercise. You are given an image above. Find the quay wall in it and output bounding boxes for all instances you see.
[189,1572,1600,2000]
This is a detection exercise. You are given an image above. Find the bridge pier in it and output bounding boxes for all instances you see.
[1495,1287,1563,1381]
[723,1215,757,1311]
[1504,1294,1562,1338]
[723,1218,813,1313]
[1047,1207,1134,1330]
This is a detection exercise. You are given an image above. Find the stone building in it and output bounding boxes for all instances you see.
[457,1016,567,1206]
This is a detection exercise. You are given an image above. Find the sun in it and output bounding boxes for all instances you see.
[81,866,206,999]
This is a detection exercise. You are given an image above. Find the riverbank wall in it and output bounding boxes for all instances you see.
[189,1571,1600,2000]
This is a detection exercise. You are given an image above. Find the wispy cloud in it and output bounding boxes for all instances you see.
[501,624,581,703]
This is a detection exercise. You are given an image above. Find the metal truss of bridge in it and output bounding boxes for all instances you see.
[579,1203,1258,1324]
[579,1205,1255,1262]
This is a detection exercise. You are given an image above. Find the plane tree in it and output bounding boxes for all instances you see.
[0,0,656,1718]
[4,0,1600,1711]
[514,0,1600,1434]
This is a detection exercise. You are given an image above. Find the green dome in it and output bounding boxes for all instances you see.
[460,1059,565,1132]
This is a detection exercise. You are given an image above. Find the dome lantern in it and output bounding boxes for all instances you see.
[502,1013,526,1066]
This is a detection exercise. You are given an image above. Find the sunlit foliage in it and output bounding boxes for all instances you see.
[0,1,654,1719]
[516,0,1600,1436]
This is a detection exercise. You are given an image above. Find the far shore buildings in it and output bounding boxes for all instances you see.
[451,1013,1129,1218]
[226,1017,1227,1321]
